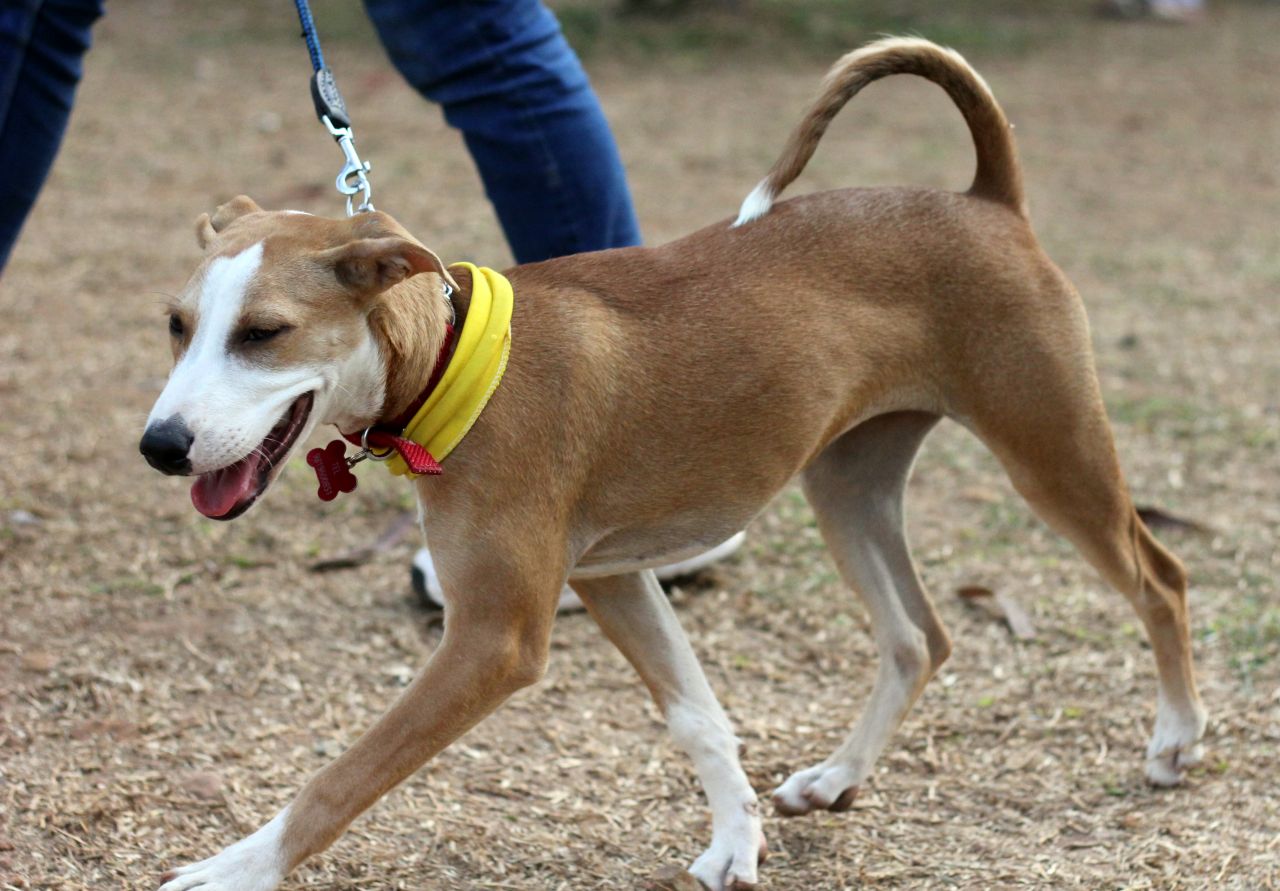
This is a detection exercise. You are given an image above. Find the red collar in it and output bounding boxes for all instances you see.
[341,321,456,465]
[347,321,455,436]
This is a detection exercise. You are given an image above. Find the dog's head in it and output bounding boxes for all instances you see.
[140,196,454,520]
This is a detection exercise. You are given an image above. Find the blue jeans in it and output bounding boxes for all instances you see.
[0,0,638,274]
[0,0,103,273]
[363,0,641,263]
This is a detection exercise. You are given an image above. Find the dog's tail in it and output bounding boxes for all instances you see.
[733,37,1025,225]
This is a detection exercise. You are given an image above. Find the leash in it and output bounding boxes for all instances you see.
[291,6,511,503]
[292,0,428,497]
[292,0,374,215]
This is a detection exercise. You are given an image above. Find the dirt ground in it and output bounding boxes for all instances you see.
[2,2,1277,889]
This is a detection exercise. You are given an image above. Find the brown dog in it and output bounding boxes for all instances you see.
[144,37,1205,891]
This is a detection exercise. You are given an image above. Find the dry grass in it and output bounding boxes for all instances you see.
[2,2,1278,889]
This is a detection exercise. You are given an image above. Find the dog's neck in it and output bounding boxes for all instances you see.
[368,269,464,424]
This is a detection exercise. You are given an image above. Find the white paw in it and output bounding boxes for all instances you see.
[687,806,767,890]
[1145,703,1208,786]
[771,762,861,817]
[159,810,288,891]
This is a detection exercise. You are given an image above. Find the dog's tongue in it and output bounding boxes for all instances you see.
[190,453,263,518]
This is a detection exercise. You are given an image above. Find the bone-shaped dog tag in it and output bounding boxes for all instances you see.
[307,440,358,502]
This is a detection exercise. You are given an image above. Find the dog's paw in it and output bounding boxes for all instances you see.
[1144,703,1208,787]
[158,855,283,891]
[771,763,861,816]
[159,855,284,891]
[159,812,287,891]
[1145,742,1204,787]
[687,805,766,890]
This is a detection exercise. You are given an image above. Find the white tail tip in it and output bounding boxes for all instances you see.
[733,180,775,227]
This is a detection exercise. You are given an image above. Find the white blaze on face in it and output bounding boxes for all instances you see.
[146,242,320,474]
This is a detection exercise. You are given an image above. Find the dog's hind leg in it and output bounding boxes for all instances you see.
[773,410,949,816]
[572,570,765,891]
[957,344,1207,785]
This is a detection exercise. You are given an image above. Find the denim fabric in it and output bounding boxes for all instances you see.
[0,0,637,274]
[0,0,103,272]
[363,0,641,262]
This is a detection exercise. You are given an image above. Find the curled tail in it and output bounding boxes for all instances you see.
[734,37,1025,225]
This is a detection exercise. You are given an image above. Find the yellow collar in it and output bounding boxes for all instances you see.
[384,263,513,477]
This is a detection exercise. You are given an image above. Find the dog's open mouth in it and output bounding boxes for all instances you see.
[190,392,313,521]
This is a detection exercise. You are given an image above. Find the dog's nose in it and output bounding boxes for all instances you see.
[139,417,194,475]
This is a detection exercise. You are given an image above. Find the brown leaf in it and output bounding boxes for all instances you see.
[1136,505,1214,535]
[70,719,139,741]
[957,586,1037,640]
[993,590,1037,640]
[960,486,1004,505]
[309,511,418,572]
[647,866,704,891]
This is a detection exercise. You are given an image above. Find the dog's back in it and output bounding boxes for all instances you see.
[479,35,1053,520]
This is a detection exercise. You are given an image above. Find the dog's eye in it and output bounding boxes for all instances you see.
[243,326,289,344]
[168,314,184,337]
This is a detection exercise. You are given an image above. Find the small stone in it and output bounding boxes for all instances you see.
[21,651,57,673]
[180,771,223,801]
[314,739,344,758]
[252,111,282,134]
[384,664,414,686]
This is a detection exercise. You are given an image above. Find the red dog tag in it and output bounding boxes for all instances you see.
[307,440,358,501]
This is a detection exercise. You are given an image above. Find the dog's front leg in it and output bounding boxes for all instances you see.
[573,570,765,891]
[158,555,561,891]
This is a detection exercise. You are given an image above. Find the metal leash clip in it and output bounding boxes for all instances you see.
[323,114,374,215]
[310,66,374,216]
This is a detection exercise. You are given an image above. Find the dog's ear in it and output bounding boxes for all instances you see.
[211,195,263,229]
[317,237,458,299]
[194,213,217,249]
[196,195,264,248]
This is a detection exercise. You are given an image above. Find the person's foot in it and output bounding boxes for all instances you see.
[1096,0,1206,22]
[1147,0,1206,23]
[410,531,747,612]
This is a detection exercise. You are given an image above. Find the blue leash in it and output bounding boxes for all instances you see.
[292,0,373,214]
[293,0,326,72]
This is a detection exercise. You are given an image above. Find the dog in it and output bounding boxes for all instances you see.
[142,37,1206,891]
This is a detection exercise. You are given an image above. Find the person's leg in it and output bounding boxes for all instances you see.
[363,0,640,263]
[0,0,104,274]
[366,0,738,608]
